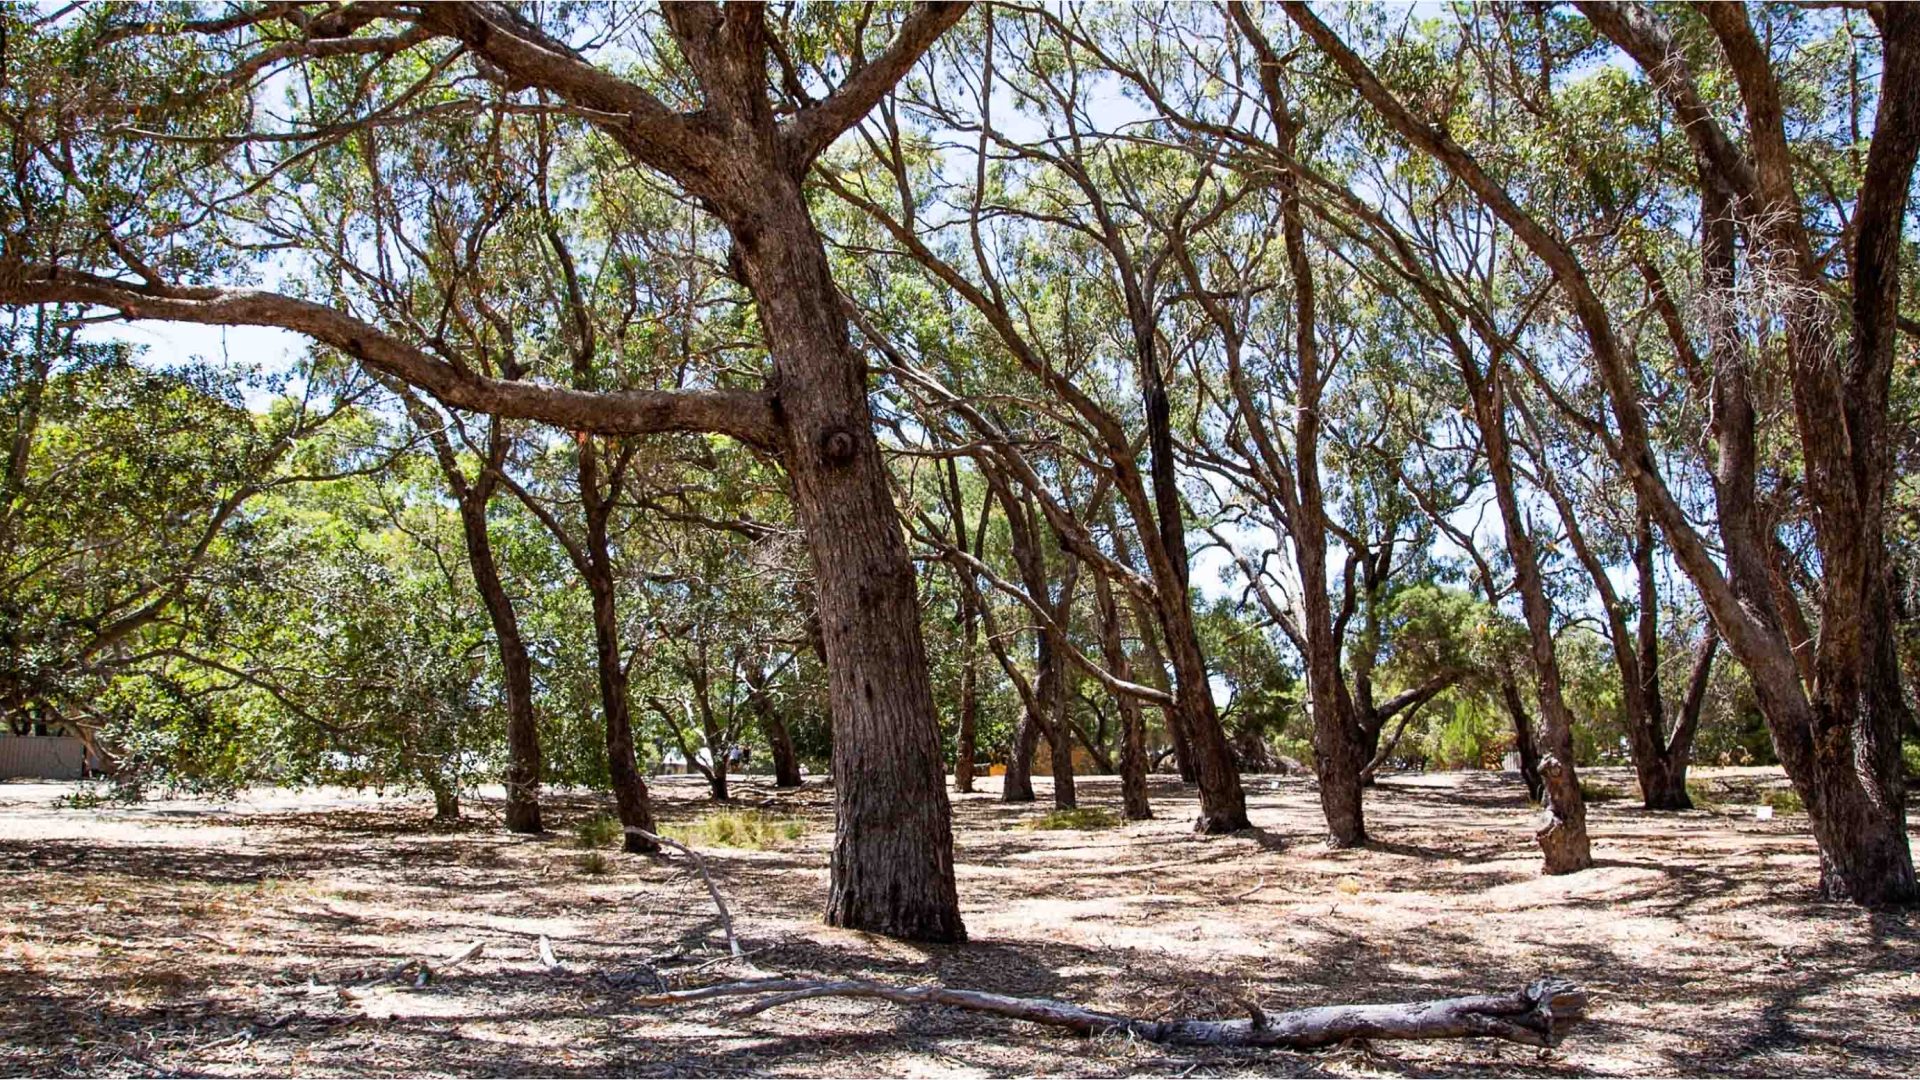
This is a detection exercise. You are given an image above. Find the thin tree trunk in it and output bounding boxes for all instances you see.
[457,497,544,833]
[1476,363,1590,874]
[1121,541,1196,783]
[1094,569,1152,820]
[946,458,985,794]
[1500,670,1545,804]
[580,445,658,856]
[743,661,802,788]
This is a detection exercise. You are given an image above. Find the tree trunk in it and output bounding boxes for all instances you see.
[1046,665,1078,810]
[457,498,544,834]
[1500,672,1545,804]
[731,174,961,942]
[580,446,658,856]
[1128,590,1195,782]
[744,663,802,789]
[587,570,658,854]
[947,457,984,795]
[1043,571,1080,811]
[1094,569,1152,820]
[955,637,979,793]
[429,777,460,822]
[1155,600,1249,832]
[1003,705,1044,803]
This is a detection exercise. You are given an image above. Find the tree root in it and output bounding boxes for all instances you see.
[637,975,1589,1049]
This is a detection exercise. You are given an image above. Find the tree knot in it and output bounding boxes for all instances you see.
[819,426,857,465]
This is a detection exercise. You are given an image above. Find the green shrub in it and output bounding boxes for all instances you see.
[1762,789,1804,815]
[663,810,806,850]
[574,813,623,849]
[1021,807,1119,831]
[576,852,611,876]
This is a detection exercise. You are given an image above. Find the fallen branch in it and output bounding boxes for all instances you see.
[637,976,1588,1050]
[625,827,743,958]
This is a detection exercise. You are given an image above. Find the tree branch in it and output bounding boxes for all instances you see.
[0,269,782,449]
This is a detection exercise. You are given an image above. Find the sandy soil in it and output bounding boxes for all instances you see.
[1,768,1915,1077]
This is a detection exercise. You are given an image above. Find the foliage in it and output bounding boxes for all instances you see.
[662,811,807,850]
[1021,807,1121,831]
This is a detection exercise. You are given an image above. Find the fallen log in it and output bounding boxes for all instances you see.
[637,975,1589,1050]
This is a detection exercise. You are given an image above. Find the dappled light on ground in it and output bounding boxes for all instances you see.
[2,770,1914,1077]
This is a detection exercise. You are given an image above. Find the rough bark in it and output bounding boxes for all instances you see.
[733,155,961,944]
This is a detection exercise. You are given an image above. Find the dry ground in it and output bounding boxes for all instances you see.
[1,768,1915,1077]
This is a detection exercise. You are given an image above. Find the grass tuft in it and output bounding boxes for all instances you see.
[1021,806,1119,831]
[576,852,611,876]
[574,813,623,849]
[1761,788,1805,815]
[1685,780,1720,811]
[662,810,806,850]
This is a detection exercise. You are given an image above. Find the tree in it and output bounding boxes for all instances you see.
[1,1,972,939]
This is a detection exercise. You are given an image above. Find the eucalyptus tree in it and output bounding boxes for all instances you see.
[835,8,1251,831]
[0,311,382,756]
[0,1,972,939]
[1040,4,1478,848]
[1277,1,1920,902]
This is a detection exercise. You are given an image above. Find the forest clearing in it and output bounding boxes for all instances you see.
[4,770,1914,1077]
[5,1,1920,1076]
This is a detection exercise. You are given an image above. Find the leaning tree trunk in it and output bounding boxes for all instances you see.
[1476,364,1590,874]
[731,174,962,942]
[1500,671,1546,804]
[457,498,544,834]
[1156,600,1249,832]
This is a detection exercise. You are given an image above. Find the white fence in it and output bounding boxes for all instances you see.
[0,735,88,780]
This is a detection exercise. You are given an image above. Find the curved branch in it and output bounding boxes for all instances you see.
[1,269,782,449]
